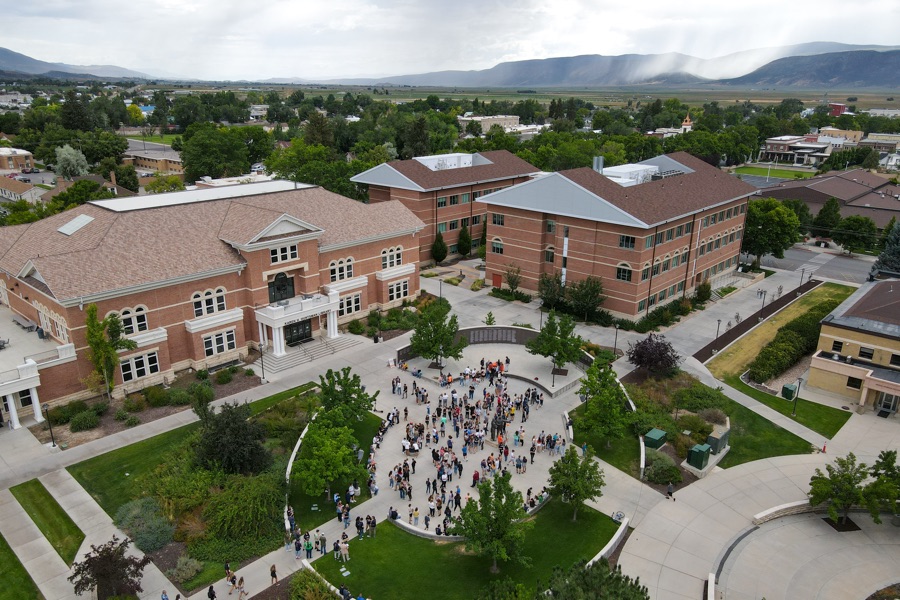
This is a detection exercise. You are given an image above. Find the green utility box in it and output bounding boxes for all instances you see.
[645,428,667,449]
[688,444,711,470]
[707,424,730,455]
[782,384,797,400]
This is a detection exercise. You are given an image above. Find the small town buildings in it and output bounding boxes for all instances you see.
[457,114,521,132]
[0,177,46,203]
[477,152,757,317]
[0,147,34,172]
[762,136,833,167]
[765,169,900,230]
[817,126,864,144]
[646,114,694,139]
[122,148,184,175]
[351,150,540,263]
[0,181,424,426]
[807,280,900,414]
[859,133,900,154]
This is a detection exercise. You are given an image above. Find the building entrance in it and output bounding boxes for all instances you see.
[877,391,899,414]
[284,320,313,346]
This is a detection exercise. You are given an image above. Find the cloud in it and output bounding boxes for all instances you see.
[3,0,899,80]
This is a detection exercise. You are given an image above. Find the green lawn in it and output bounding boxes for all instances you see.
[289,411,383,532]
[571,404,640,477]
[249,381,318,416]
[9,479,85,565]
[724,375,851,439]
[719,396,813,468]
[734,166,814,179]
[314,499,618,599]
[0,532,42,600]
[125,133,180,146]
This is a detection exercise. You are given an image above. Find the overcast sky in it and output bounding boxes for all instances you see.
[6,0,899,81]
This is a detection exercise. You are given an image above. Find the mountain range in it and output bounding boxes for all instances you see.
[1,43,898,88]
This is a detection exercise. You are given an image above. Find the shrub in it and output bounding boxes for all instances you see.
[244,368,255,377]
[91,401,110,416]
[677,414,713,443]
[203,471,284,540]
[511,322,534,329]
[694,281,712,303]
[644,450,682,484]
[114,497,174,553]
[123,394,146,413]
[114,408,129,421]
[188,531,281,564]
[671,433,695,459]
[627,410,675,438]
[290,569,335,598]
[699,408,727,425]
[125,416,140,427]
[195,369,209,381]
[144,386,170,408]
[166,555,203,583]
[347,319,365,335]
[215,369,233,385]
[69,410,100,432]
[168,389,193,406]
[444,277,461,286]
[229,365,240,375]
[470,278,485,291]
[674,382,727,412]
[188,381,214,405]
[47,400,88,425]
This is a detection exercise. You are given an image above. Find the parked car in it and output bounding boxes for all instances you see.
[31,168,40,173]
[14,176,31,183]
[21,167,32,174]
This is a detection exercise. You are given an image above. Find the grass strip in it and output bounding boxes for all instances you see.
[0,531,42,600]
[9,479,85,565]
[718,396,813,468]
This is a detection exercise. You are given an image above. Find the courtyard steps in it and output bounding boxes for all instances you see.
[262,335,364,373]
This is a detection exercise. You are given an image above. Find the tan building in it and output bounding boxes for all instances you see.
[351,150,539,263]
[122,149,184,175]
[478,153,757,317]
[0,180,423,427]
[807,280,900,414]
[817,127,864,143]
[457,115,521,132]
[0,147,34,172]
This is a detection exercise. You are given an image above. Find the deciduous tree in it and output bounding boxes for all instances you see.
[809,452,872,524]
[318,366,378,420]
[578,362,627,449]
[55,144,89,179]
[145,174,186,194]
[410,298,467,372]
[565,275,605,321]
[68,536,151,600]
[626,334,682,377]
[503,263,522,292]
[525,311,584,385]
[180,126,249,182]
[537,271,566,312]
[548,446,605,521]
[741,198,800,269]
[832,215,877,256]
[543,559,649,600]
[85,304,137,396]
[195,402,272,475]
[293,411,364,499]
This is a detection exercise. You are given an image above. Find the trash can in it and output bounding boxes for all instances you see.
[688,444,711,470]
[644,428,666,449]
[782,384,797,400]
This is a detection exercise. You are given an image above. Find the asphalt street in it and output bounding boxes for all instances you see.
[749,245,875,284]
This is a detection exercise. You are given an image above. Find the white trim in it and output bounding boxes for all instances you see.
[319,227,423,253]
[325,275,369,293]
[128,327,168,348]
[376,263,416,281]
[184,307,244,334]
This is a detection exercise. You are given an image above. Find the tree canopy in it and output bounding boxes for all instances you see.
[808,452,878,524]
[565,276,605,322]
[577,362,628,449]
[543,559,650,600]
[810,197,843,238]
[85,304,137,395]
[873,219,900,273]
[318,366,378,420]
[69,536,151,600]
[195,402,272,475]
[525,311,584,384]
[626,334,682,377]
[293,410,364,498]
[832,215,877,256]
[180,125,249,182]
[548,446,606,520]
[410,298,467,371]
[741,198,800,268]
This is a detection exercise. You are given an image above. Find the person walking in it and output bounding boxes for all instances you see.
[227,572,238,594]
[270,564,277,584]
[237,577,247,600]
[162,591,170,600]
[667,482,675,501]
[340,540,350,562]
[207,586,217,600]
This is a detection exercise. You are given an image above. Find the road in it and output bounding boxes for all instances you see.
[749,245,875,284]
[125,137,172,153]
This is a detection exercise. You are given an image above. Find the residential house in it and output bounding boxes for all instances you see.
[0,177,47,203]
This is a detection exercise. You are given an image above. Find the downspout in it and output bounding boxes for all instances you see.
[683,213,701,298]
[645,224,660,317]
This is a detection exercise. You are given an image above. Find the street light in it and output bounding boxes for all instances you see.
[613,323,620,355]
[758,290,767,322]
[259,343,267,384]
[797,267,805,297]
[716,319,721,340]
[792,377,803,417]
[42,403,56,448]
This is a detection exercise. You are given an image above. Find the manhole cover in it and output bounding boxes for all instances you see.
[841,406,850,410]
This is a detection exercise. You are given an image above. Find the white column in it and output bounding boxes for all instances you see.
[30,387,43,423]
[5,394,20,429]
[326,310,339,339]
[273,327,286,357]
[257,322,266,348]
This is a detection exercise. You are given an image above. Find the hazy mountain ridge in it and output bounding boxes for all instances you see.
[0,47,149,79]
[721,50,900,88]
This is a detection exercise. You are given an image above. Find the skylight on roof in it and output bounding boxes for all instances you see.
[57,214,94,236]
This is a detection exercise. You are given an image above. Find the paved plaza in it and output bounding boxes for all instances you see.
[0,260,898,600]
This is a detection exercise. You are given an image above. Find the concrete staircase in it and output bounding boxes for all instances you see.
[262,335,364,373]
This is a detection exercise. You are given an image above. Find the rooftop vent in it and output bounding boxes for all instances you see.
[57,214,94,236]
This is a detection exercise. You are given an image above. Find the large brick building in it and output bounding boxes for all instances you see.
[0,181,423,427]
[351,150,539,263]
[479,153,758,318]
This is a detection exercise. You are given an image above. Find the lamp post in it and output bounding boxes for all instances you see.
[613,323,620,355]
[439,279,443,300]
[716,319,721,341]
[797,267,805,297]
[42,403,56,448]
[758,290,767,322]
[792,377,802,417]
[259,343,267,384]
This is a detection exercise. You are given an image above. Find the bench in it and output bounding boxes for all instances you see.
[12,315,36,331]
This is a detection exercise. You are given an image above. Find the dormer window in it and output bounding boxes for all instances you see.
[270,245,298,264]
[193,288,227,317]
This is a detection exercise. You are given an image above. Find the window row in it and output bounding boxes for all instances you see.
[830,341,900,366]
[637,281,687,313]
[701,203,746,229]
[699,256,738,281]
[204,330,236,358]
[382,246,403,269]
[339,293,362,317]
[193,288,227,317]
[121,351,160,383]
[473,187,505,200]
[388,280,409,302]
[270,244,298,264]
[697,229,742,257]
[436,193,470,208]
[437,216,481,234]
[644,221,694,249]
[330,258,353,282]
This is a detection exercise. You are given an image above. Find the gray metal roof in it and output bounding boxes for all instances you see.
[349,163,424,191]
[637,154,696,174]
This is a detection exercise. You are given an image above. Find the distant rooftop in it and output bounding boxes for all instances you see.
[412,152,493,172]
[825,280,900,340]
[91,180,304,212]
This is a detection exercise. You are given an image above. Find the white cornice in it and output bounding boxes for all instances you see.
[324,276,369,293]
[319,227,423,253]
[184,308,244,333]
[375,263,416,281]
[128,327,169,348]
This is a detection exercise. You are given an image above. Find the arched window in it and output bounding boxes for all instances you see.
[544,246,555,263]
[491,238,504,255]
[120,306,148,335]
[641,262,651,281]
[381,247,403,269]
[330,258,354,282]
[193,288,227,317]
[615,263,633,282]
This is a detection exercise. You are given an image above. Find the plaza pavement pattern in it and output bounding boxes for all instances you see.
[0,262,897,599]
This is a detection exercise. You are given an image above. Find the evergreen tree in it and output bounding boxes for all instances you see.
[457,223,472,257]
[432,231,448,264]
[543,559,649,600]
[810,197,842,238]
[874,219,900,273]
[410,298,467,372]
[878,217,896,252]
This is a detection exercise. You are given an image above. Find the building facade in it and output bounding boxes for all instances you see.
[351,151,539,263]
[0,148,34,172]
[0,181,423,425]
[478,153,757,318]
[807,280,900,414]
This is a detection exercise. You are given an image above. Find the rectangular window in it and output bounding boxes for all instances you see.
[652,263,660,276]
[676,225,683,237]
[707,241,714,254]
[658,288,667,301]
[545,249,555,263]
[472,215,482,225]
[661,259,670,272]
[736,229,742,239]
[437,222,447,233]
[562,256,567,268]
[729,232,736,244]
[449,195,459,206]
[449,244,458,254]
[714,238,721,250]
[832,340,843,353]
[492,213,504,226]
[563,226,570,238]
[656,232,664,245]
[682,250,689,264]
[270,245,298,264]
[641,267,650,281]
[685,222,693,235]
[859,347,875,360]
[741,204,747,214]
[677,281,684,292]
[460,193,470,204]
[648,294,657,307]
[847,376,863,390]
[645,235,654,249]
[491,241,503,255]
[473,190,482,199]
[702,216,710,228]
[461,217,469,227]
[616,267,632,282]
[449,220,459,231]
[339,293,362,317]
[437,196,447,208]
[670,284,677,296]
[388,280,409,301]
[204,330,237,357]
[726,208,733,219]
[638,299,646,312]
[672,254,680,267]
[891,354,900,367]
[546,220,556,234]
[710,213,717,225]
[121,352,160,383]
[699,244,706,257]
[619,235,636,249]
[666,228,674,242]
[719,210,725,222]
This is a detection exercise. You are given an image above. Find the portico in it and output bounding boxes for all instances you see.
[255,290,340,357]
[0,359,43,430]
